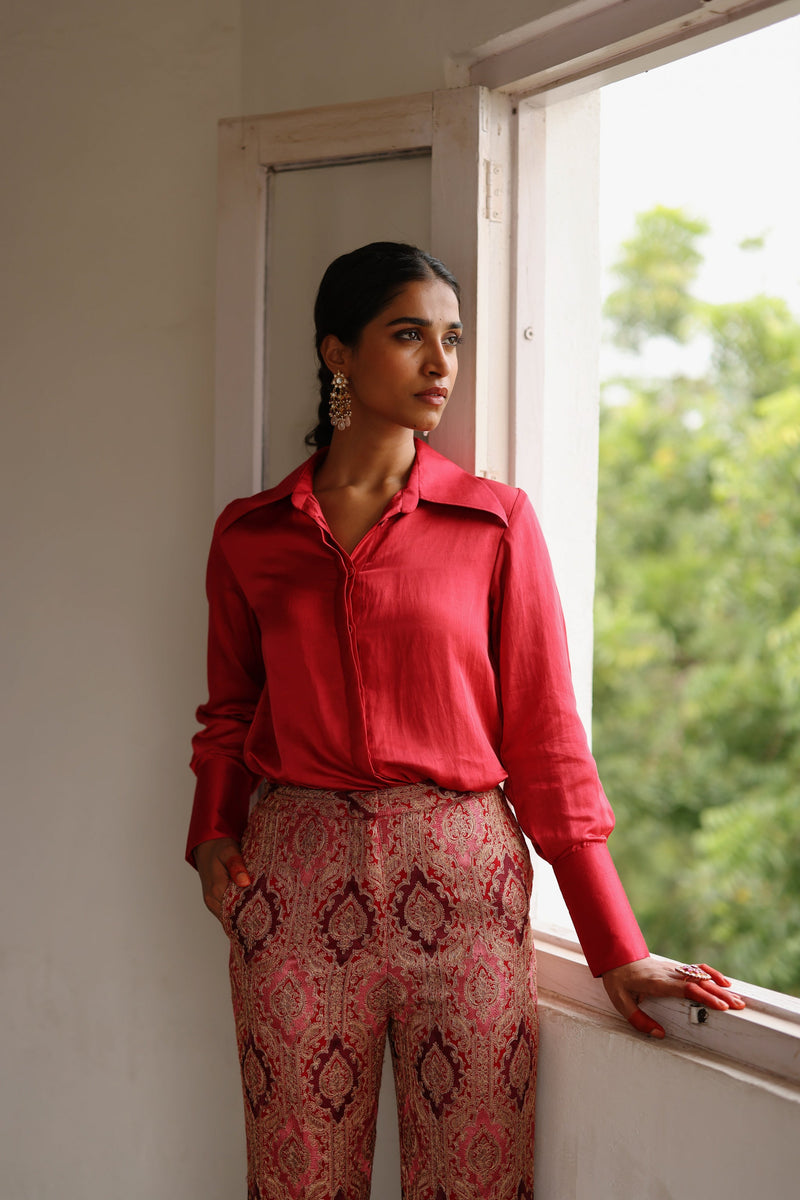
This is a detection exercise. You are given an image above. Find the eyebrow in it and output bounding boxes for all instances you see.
[385,315,463,330]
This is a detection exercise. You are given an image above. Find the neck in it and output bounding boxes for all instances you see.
[316,424,419,491]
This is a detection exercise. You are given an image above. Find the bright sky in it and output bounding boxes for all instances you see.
[599,10,800,374]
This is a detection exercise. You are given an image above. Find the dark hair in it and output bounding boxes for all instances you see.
[306,241,461,448]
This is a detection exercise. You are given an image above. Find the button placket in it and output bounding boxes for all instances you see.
[300,497,396,782]
[344,563,357,639]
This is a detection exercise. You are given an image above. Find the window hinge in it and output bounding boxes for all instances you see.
[484,160,504,223]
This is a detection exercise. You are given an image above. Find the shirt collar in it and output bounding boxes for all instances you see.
[227,438,508,526]
[414,439,509,525]
[270,446,419,521]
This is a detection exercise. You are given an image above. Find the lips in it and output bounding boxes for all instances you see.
[416,387,448,403]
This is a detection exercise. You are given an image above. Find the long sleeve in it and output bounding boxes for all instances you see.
[186,444,649,976]
[186,521,266,864]
[491,490,648,975]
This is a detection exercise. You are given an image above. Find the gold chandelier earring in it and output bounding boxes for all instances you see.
[329,371,352,431]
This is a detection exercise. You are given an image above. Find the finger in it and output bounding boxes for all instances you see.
[607,982,667,1039]
[203,890,224,922]
[697,964,731,987]
[223,852,251,888]
[628,1007,665,1039]
[686,981,729,1009]
[686,980,746,1010]
[696,966,744,1005]
[205,861,237,923]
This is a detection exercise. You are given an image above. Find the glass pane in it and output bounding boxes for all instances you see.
[595,14,800,994]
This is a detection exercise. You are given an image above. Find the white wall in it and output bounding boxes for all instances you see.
[2,1,798,1198]
[536,1001,799,1200]
[0,6,577,1198]
[239,0,572,113]
[0,2,244,1196]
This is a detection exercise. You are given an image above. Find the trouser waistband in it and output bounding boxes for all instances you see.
[260,780,503,818]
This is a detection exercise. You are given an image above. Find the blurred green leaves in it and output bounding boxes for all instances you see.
[594,207,800,994]
[604,206,709,351]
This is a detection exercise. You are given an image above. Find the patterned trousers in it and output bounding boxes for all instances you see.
[222,782,538,1200]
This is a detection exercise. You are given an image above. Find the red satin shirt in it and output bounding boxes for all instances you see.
[188,439,647,975]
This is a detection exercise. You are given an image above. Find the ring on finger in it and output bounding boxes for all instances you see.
[672,963,712,983]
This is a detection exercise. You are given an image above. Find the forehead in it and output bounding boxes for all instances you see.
[380,277,460,322]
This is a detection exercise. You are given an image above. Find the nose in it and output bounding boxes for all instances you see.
[425,341,449,377]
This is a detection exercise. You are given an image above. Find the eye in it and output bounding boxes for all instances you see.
[443,333,463,347]
[396,328,423,342]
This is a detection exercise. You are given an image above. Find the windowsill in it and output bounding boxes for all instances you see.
[533,925,800,1090]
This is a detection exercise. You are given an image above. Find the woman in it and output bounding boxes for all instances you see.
[188,242,744,1200]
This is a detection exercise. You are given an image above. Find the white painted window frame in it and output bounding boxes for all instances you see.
[212,87,514,514]
[448,0,800,100]
[508,85,800,1088]
[213,6,800,1083]
[537,937,800,1088]
[486,0,800,1083]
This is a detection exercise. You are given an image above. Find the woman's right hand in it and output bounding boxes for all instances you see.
[194,837,251,923]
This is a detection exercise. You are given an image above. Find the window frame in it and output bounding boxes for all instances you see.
[212,87,515,513]
[494,0,800,1078]
[213,5,800,1078]
[450,0,800,101]
[536,936,800,1087]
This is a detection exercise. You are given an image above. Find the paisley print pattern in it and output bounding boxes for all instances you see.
[393,864,454,955]
[321,879,377,965]
[222,783,538,1199]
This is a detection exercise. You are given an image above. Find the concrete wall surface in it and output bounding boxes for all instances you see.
[536,1001,799,1200]
[239,0,573,114]
[0,2,243,1196]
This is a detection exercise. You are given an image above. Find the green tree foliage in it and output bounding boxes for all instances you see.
[594,208,800,994]
[603,206,709,351]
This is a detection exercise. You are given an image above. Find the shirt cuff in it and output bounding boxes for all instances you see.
[552,841,649,976]
[185,757,259,866]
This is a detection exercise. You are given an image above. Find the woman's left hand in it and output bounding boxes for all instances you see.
[602,956,746,1038]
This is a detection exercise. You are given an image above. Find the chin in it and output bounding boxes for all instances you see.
[413,413,444,435]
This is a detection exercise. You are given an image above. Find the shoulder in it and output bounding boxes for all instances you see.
[212,456,317,539]
[416,440,523,526]
[477,475,528,522]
